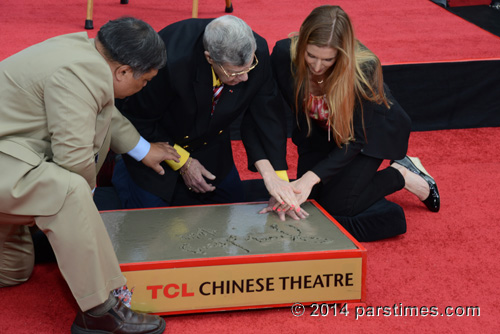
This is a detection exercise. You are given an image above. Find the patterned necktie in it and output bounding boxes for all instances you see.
[211,84,224,117]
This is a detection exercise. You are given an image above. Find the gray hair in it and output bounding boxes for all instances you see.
[97,16,167,77]
[203,15,256,66]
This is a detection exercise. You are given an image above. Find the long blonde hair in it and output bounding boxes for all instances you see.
[291,5,389,147]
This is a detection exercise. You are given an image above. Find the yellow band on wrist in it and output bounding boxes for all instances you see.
[165,144,190,171]
[275,170,289,182]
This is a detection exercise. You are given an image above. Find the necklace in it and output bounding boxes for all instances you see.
[310,72,324,84]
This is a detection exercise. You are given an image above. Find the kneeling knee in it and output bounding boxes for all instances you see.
[0,261,34,287]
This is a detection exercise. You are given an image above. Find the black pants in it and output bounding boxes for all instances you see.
[299,153,407,241]
[112,158,245,209]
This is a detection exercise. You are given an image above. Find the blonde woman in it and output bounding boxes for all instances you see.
[268,5,440,241]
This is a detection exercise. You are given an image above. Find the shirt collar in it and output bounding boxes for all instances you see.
[211,66,222,87]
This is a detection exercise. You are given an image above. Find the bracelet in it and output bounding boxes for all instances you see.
[179,158,192,176]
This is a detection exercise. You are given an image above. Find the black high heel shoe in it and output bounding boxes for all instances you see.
[391,156,440,212]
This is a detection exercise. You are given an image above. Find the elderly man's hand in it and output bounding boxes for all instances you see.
[179,158,216,193]
[141,142,180,175]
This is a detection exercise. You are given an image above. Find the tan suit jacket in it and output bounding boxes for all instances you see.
[0,32,139,216]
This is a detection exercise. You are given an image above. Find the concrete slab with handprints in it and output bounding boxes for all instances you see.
[101,201,357,264]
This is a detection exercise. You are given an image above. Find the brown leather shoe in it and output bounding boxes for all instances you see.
[71,300,166,334]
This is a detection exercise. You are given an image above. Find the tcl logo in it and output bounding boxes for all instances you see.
[147,284,195,299]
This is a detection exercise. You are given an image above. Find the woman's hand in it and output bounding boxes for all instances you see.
[254,159,301,210]
[264,171,320,220]
[259,196,310,221]
[290,171,320,205]
[262,173,301,209]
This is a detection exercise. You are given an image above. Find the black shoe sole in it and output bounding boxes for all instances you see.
[71,316,166,334]
[392,156,440,212]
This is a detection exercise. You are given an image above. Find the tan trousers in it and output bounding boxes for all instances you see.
[0,172,126,312]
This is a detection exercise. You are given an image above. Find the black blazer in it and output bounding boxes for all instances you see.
[120,19,288,202]
[271,38,411,182]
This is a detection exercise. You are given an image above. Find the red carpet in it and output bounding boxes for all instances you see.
[1,0,500,333]
[2,0,500,64]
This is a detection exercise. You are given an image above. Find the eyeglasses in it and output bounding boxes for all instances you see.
[218,55,258,78]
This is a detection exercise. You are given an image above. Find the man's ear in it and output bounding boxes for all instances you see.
[204,51,213,65]
[114,65,133,82]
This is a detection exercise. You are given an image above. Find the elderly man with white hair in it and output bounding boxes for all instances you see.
[113,15,306,219]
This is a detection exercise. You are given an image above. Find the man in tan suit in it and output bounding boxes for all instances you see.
[0,17,178,334]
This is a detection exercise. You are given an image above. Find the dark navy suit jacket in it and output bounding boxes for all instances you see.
[121,19,288,202]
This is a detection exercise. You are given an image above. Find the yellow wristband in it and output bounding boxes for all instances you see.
[275,170,289,182]
[165,144,190,171]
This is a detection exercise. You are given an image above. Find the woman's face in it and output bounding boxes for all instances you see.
[304,44,338,76]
